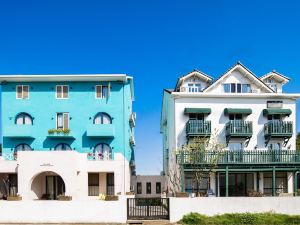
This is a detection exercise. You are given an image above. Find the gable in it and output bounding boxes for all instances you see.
[203,63,274,94]
[175,70,212,92]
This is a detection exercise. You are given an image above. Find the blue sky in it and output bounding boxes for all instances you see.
[0,0,299,174]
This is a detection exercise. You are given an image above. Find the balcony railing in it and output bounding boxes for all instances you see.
[186,120,211,137]
[264,121,293,138]
[177,150,300,165]
[87,152,112,161]
[226,120,253,138]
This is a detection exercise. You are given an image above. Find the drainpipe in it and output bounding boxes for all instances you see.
[123,82,126,195]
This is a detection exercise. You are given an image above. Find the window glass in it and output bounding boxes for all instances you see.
[237,83,242,93]
[146,182,151,194]
[242,84,251,93]
[56,113,69,129]
[94,113,111,124]
[231,83,236,93]
[16,85,29,99]
[228,142,243,151]
[137,182,142,194]
[106,173,114,195]
[88,173,99,196]
[102,86,108,98]
[56,85,68,99]
[156,182,161,194]
[224,84,230,93]
[15,144,32,151]
[189,113,204,120]
[54,143,72,151]
[16,113,33,125]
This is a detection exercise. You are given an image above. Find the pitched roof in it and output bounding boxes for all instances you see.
[174,69,213,91]
[203,61,275,93]
[260,70,290,84]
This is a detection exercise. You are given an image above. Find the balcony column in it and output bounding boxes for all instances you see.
[272,167,276,196]
[225,166,229,197]
[287,172,294,194]
[294,172,299,196]
[209,172,216,195]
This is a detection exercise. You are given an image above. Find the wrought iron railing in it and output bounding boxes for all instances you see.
[177,150,300,165]
[87,152,112,161]
[264,121,293,136]
[186,120,211,136]
[226,120,253,136]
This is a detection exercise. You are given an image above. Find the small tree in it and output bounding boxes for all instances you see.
[174,131,225,196]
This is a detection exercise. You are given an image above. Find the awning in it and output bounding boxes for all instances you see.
[263,108,292,116]
[224,108,252,116]
[184,108,211,114]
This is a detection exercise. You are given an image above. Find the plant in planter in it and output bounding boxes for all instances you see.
[57,195,72,201]
[7,194,22,201]
[56,128,63,134]
[62,128,70,135]
[105,195,119,201]
[48,129,56,135]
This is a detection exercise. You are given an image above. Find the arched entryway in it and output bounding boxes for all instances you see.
[31,171,66,200]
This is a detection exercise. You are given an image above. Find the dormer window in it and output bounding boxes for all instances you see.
[188,83,201,92]
[223,83,251,93]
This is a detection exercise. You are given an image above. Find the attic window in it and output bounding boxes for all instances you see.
[188,83,201,92]
[223,83,251,93]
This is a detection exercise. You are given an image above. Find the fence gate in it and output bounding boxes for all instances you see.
[127,198,169,220]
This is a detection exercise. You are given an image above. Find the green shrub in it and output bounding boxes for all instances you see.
[180,212,300,225]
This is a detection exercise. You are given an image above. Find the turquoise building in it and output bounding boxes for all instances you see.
[0,74,135,200]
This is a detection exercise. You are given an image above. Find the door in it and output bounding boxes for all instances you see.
[46,176,65,200]
[106,173,114,195]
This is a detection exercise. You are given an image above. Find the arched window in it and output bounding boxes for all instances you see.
[94,143,112,160]
[54,143,72,151]
[15,143,32,151]
[15,113,33,125]
[93,113,111,125]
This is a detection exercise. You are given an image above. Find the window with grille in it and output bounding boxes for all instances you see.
[88,173,99,196]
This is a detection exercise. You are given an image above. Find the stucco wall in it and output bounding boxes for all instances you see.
[131,175,165,197]
[0,199,127,223]
[169,197,300,222]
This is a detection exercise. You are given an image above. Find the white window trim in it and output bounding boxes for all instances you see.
[56,85,69,99]
[16,85,30,99]
[95,84,110,99]
[56,112,69,129]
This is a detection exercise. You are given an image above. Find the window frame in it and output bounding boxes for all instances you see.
[15,143,32,151]
[156,182,161,194]
[88,173,99,196]
[146,182,151,194]
[16,85,30,99]
[56,112,69,129]
[137,182,142,194]
[54,143,72,151]
[15,113,33,125]
[93,112,112,124]
[56,85,69,99]
[224,83,251,93]
[95,85,109,99]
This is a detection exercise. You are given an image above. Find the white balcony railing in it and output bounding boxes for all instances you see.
[87,152,112,161]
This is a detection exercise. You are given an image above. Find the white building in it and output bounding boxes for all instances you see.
[161,62,300,197]
[131,175,165,198]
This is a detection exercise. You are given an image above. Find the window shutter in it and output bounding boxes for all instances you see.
[57,86,62,98]
[63,86,68,98]
[96,86,102,98]
[23,85,29,99]
[63,113,69,129]
[16,86,22,98]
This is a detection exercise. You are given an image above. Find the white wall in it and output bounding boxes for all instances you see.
[0,199,127,223]
[169,197,300,222]
[174,97,296,150]
[0,151,131,200]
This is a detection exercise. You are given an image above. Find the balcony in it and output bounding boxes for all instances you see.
[225,121,253,142]
[177,150,300,166]
[264,121,293,139]
[86,124,115,138]
[186,120,211,137]
[4,125,34,138]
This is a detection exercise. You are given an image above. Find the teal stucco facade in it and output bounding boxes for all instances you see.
[1,77,135,162]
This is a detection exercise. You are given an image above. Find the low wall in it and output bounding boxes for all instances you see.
[169,197,300,223]
[0,198,127,223]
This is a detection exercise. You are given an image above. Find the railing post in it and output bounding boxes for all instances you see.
[272,166,276,196]
[225,166,229,197]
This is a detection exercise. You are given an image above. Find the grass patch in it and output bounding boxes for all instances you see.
[180,212,300,225]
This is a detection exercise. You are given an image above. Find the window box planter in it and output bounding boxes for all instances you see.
[105,195,119,201]
[175,192,188,198]
[57,195,72,201]
[7,195,22,201]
